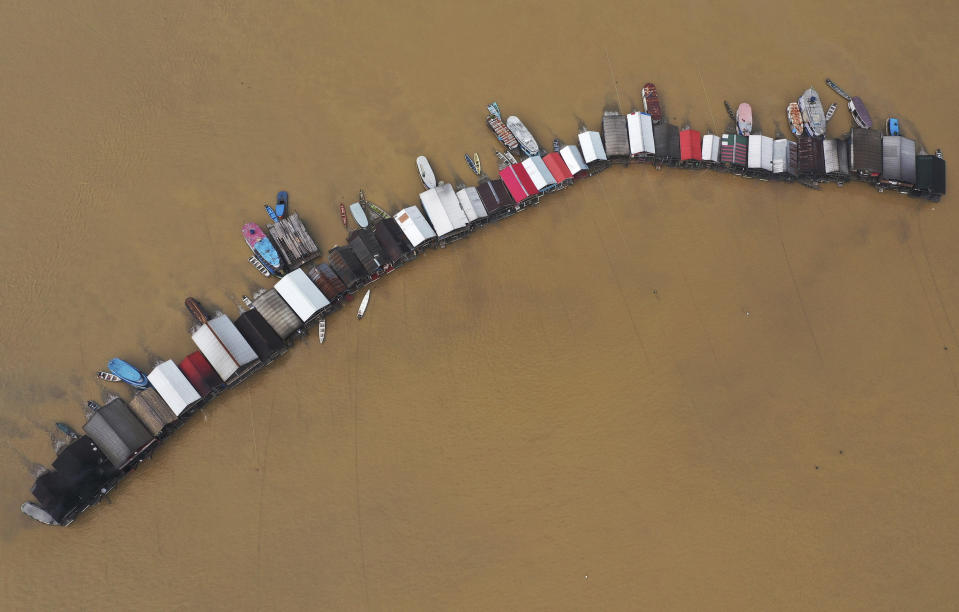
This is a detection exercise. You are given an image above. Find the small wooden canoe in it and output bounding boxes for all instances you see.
[339,202,348,228]
[318,319,326,343]
[97,371,122,383]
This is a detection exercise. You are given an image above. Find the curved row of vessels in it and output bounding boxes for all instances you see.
[22,77,947,526]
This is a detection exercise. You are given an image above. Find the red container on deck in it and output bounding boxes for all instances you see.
[178,351,222,397]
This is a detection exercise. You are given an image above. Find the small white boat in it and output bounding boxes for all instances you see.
[349,202,369,228]
[416,156,437,189]
[318,319,326,343]
[96,371,121,383]
[357,290,371,320]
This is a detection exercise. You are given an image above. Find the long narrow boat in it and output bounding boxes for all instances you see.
[318,319,326,343]
[357,290,371,320]
[487,113,519,149]
[825,78,852,101]
[824,103,837,122]
[642,83,663,123]
[417,156,437,189]
[185,297,208,324]
[96,371,121,383]
[339,202,348,228]
[248,255,272,277]
[56,422,79,440]
[264,204,280,223]
[242,223,282,271]
[799,87,827,137]
[787,102,804,136]
[506,116,539,156]
[107,358,150,389]
[736,103,753,136]
[367,201,391,219]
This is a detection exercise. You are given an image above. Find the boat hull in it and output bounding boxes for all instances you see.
[357,290,370,319]
[799,88,827,137]
[107,358,149,389]
[736,103,752,136]
[488,115,519,150]
[506,116,539,156]
[275,191,289,219]
[642,83,662,122]
[349,202,369,228]
[242,223,282,269]
[416,156,437,189]
[787,102,804,136]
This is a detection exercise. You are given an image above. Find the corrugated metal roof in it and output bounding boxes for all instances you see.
[500,163,537,202]
[772,139,798,176]
[438,182,469,230]
[275,267,331,322]
[578,131,607,163]
[543,152,573,182]
[307,263,350,300]
[348,234,379,275]
[798,136,825,175]
[348,228,384,264]
[178,351,221,397]
[419,187,454,237]
[601,111,629,157]
[559,145,588,175]
[654,124,679,159]
[192,315,258,381]
[251,288,301,339]
[371,222,404,264]
[327,246,365,289]
[522,156,557,191]
[52,435,109,474]
[455,186,487,222]
[680,129,702,161]
[720,134,749,166]
[881,136,915,183]
[702,134,721,162]
[475,179,515,215]
[128,388,176,435]
[849,128,883,175]
[234,310,285,361]
[147,360,201,416]
[823,139,842,174]
[83,398,153,468]
[748,135,774,171]
[394,205,436,248]
[916,155,946,194]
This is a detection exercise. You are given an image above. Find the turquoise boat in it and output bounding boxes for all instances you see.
[107,358,149,389]
[242,223,282,270]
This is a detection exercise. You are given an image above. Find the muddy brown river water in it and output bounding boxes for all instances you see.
[1,2,958,610]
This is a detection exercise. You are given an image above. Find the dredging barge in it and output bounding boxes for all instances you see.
[22,79,947,526]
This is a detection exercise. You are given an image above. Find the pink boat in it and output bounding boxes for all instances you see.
[736,103,753,136]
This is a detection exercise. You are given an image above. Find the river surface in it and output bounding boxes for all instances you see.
[1,2,958,610]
